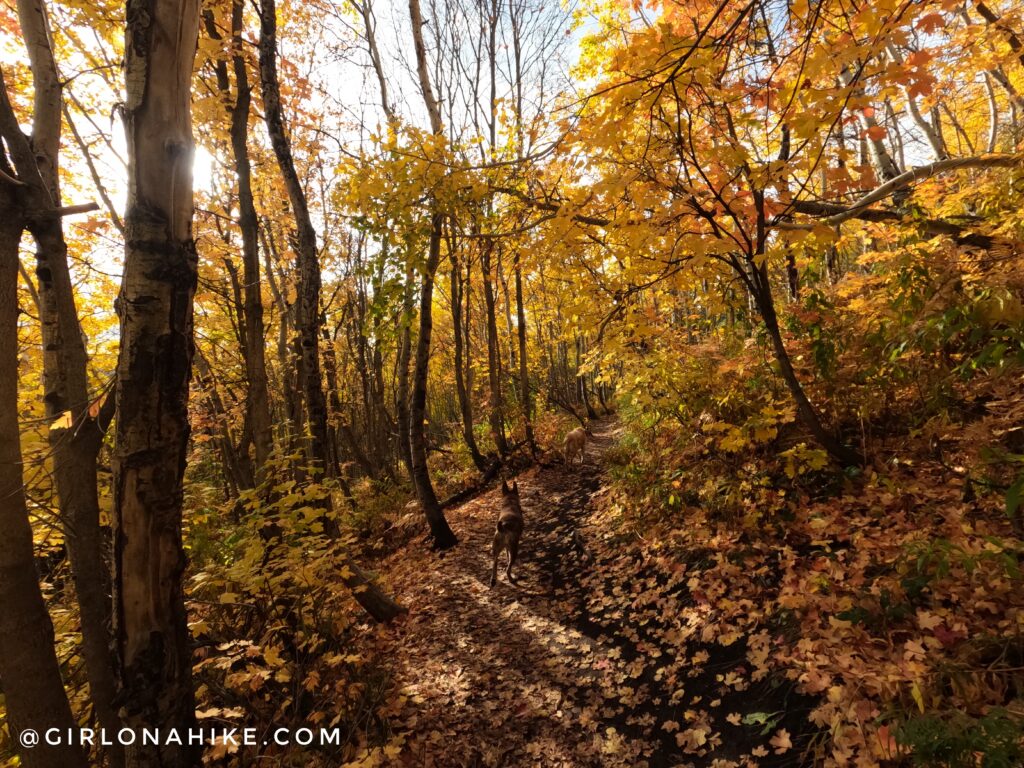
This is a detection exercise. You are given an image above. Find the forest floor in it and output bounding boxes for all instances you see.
[369,421,812,768]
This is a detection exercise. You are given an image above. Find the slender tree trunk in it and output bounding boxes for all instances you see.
[258,0,332,481]
[262,223,306,473]
[575,336,598,419]
[750,267,859,465]
[480,240,508,454]
[409,213,458,548]
[785,246,799,300]
[113,1,202,765]
[449,244,489,471]
[225,0,274,472]
[259,0,407,617]
[395,265,415,478]
[320,323,362,506]
[513,250,535,452]
[194,350,254,493]
[839,69,901,184]
[35,222,123,760]
[886,45,948,160]
[353,0,401,480]
[0,169,86,768]
[2,3,123,759]
[750,195,860,467]
[408,0,458,547]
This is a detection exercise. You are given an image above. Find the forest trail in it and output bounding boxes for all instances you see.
[373,422,807,768]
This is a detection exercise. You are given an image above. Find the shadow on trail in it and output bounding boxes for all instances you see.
[379,420,817,767]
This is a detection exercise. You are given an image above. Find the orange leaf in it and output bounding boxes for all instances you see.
[917,13,944,33]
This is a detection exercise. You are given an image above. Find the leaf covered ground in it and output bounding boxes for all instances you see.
[359,422,818,767]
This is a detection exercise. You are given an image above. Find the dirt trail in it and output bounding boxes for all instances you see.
[374,421,806,767]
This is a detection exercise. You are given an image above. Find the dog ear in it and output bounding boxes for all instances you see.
[501,480,511,494]
[511,481,519,493]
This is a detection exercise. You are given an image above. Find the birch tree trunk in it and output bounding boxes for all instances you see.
[112,2,202,765]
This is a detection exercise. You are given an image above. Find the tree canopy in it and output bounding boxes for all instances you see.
[1,0,1023,765]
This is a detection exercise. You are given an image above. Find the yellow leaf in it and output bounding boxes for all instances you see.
[910,681,925,713]
[50,411,73,431]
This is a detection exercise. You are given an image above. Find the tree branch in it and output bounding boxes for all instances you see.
[773,153,1023,229]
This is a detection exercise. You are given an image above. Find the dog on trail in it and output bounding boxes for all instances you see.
[563,426,588,465]
[490,480,524,587]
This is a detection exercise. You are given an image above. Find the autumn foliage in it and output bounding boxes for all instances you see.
[1,0,1023,765]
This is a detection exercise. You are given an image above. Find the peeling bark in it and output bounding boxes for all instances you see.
[113,1,202,765]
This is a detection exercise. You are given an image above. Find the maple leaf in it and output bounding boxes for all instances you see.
[770,729,792,754]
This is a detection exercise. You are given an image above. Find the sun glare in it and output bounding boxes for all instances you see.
[192,145,215,193]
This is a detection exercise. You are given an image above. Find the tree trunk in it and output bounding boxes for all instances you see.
[113,3,202,765]
[261,223,307,475]
[32,224,123,762]
[194,350,254,493]
[407,0,458,548]
[337,555,407,622]
[258,0,332,482]
[785,246,799,300]
[0,166,87,768]
[480,239,508,454]
[513,250,535,453]
[409,213,459,549]
[259,0,407,617]
[750,193,860,466]
[750,262,861,467]
[449,245,489,471]
[1,2,122,759]
[575,336,598,419]
[395,265,415,478]
[226,0,274,472]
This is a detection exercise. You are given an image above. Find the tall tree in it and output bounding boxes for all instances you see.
[257,0,336,482]
[480,239,509,456]
[204,0,275,475]
[0,101,87,768]
[112,1,202,765]
[259,0,408,619]
[447,236,489,471]
[408,0,459,549]
[1,0,123,760]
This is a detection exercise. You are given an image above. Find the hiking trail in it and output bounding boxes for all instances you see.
[373,420,810,767]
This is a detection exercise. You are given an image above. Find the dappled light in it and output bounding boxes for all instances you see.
[1,0,1023,765]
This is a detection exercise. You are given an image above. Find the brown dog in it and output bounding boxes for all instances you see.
[490,481,524,587]
[563,427,587,465]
